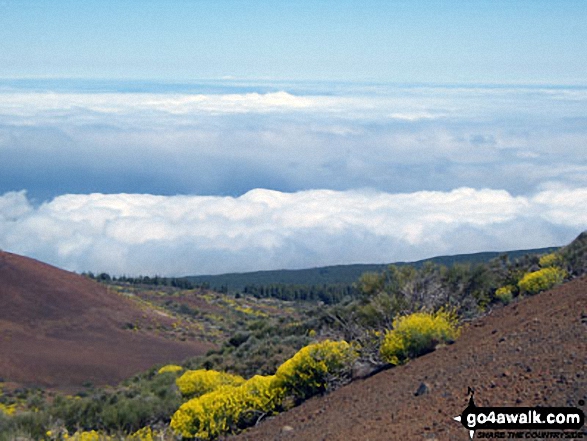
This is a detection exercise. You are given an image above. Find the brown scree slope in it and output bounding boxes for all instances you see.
[230,277,587,441]
[0,251,213,390]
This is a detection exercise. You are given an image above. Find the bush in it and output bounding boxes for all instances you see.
[170,375,283,440]
[127,426,157,441]
[494,285,514,304]
[157,364,183,375]
[273,340,357,403]
[538,252,561,268]
[518,267,567,295]
[238,375,284,415]
[171,340,356,440]
[0,402,16,416]
[176,369,245,398]
[5,410,51,440]
[69,431,109,441]
[380,310,459,365]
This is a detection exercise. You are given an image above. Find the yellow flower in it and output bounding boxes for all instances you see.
[273,340,357,402]
[176,369,244,398]
[171,375,283,440]
[518,267,566,295]
[380,310,459,365]
[157,364,183,374]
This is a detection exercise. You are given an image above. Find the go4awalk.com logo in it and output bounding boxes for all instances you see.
[454,388,585,439]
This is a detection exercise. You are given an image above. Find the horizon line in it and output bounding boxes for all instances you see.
[1,77,587,90]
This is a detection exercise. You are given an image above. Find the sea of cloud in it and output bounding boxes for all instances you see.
[0,82,585,274]
[0,187,584,276]
[1,84,586,201]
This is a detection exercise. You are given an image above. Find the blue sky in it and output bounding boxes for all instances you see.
[1,0,586,83]
[0,1,586,275]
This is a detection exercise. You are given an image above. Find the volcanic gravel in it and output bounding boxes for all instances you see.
[0,251,213,391]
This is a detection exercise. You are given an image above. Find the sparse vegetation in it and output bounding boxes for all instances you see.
[2,233,585,440]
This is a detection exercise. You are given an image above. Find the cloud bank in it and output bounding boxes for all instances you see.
[0,187,584,276]
[1,83,586,201]
[1,82,585,274]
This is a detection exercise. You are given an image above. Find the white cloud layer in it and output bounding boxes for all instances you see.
[1,83,585,274]
[1,83,586,201]
[0,187,584,276]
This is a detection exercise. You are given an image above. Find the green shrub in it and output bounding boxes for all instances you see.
[273,340,357,403]
[518,267,566,295]
[380,310,459,365]
[4,410,51,440]
[47,381,181,435]
[176,369,245,398]
[494,285,514,304]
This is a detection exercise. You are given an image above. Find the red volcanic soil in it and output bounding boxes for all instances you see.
[230,277,587,441]
[0,251,213,391]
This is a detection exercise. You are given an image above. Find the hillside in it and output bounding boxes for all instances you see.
[230,276,587,440]
[0,251,214,390]
[187,246,559,292]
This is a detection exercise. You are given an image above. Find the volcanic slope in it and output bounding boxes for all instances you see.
[230,277,587,441]
[0,251,213,390]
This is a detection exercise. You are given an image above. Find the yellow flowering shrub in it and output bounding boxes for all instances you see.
[495,285,514,304]
[238,375,284,415]
[273,340,357,402]
[518,267,567,295]
[171,375,283,440]
[69,431,111,441]
[127,426,155,441]
[0,402,17,415]
[176,369,245,398]
[157,364,183,374]
[234,305,268,317]
[0,384,17,416]
[380,310,460,365]
[171,341,356,440]
[538,252,561,268]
